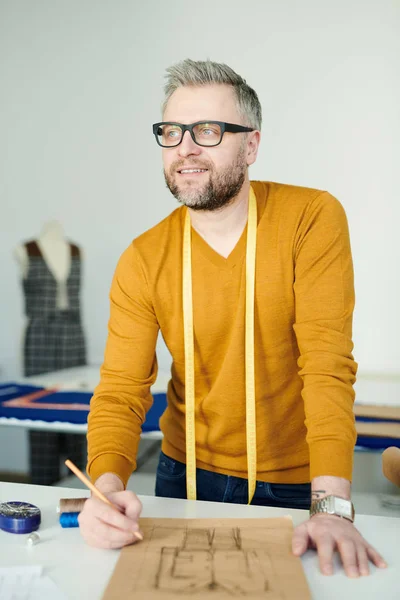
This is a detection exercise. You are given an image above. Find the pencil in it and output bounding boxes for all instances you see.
[64,459,143,541]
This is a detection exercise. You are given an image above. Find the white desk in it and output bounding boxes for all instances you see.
[0,482,399,600]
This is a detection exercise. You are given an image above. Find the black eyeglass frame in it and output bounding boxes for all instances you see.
[152,121,255,148]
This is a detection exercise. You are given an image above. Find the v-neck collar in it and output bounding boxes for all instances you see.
[191,222,247,270]
[188,183,268,270]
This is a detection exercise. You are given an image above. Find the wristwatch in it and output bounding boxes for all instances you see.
[310,495,355,522]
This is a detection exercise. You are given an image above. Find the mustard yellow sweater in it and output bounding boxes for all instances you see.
[88,181,357,487]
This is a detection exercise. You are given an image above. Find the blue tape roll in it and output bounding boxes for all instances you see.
[59,512,80,528]
[0,501,41,534]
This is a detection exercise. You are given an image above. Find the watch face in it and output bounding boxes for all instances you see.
[335,497,350,515]
[332,497,353,519]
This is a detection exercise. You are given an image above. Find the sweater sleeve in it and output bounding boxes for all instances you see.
[292,192,357,481]
[87,242,159,486]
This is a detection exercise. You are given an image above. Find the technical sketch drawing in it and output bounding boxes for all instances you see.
[155,527,278,596]
[101,518,312,600]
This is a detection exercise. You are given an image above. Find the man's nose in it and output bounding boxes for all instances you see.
[177,130,201,157]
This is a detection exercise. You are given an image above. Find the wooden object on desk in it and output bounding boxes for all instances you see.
[355,421,400,440]
[354,403,400,439]
[382,447,400,488]
[354,404,400,421]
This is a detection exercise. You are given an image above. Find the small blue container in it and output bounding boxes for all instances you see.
[0,501,41,534]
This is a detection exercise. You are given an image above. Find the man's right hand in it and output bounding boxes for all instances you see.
[78,472,143,549]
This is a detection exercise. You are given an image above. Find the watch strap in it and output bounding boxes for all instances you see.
[310,495,355,522]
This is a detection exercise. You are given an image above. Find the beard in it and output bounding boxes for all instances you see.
[164,145,247,212]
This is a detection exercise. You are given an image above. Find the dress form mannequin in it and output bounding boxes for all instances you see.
[14,220,71,309]
[14,222,87,485]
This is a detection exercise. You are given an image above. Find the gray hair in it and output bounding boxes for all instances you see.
[162,59,262,131]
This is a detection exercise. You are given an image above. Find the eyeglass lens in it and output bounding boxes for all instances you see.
[157,122,222,147]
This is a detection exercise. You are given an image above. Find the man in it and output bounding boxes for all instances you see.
[80,59,386,578]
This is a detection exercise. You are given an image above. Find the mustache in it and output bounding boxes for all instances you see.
[170,159,213,173]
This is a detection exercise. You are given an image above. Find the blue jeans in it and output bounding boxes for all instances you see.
[155,451,311,510]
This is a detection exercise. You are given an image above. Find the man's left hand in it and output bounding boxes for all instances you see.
[292,514,387,577]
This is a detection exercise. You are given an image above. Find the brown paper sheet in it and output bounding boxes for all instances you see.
[102,517,311,599]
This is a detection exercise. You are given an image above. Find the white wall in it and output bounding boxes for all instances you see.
[0,0,399,388]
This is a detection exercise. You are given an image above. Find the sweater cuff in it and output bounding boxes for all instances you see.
[309,441,355,482]
[88,454,133,488]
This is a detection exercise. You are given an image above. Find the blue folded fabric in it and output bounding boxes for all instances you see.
[356,416,400,423]
[356,436,399,450]
[0,383,167,429]
[2,383,396,447]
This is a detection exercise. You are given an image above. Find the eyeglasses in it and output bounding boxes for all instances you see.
[152,121,255,148]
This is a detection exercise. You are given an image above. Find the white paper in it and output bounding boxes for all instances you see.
[0,566,67,600]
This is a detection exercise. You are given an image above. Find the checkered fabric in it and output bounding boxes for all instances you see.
[29,431,87,485]
[23,241,86,376]
[22,240,87,484]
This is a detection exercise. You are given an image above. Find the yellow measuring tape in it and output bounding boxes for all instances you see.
[182,204,197,501]
[183,188,258,504]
